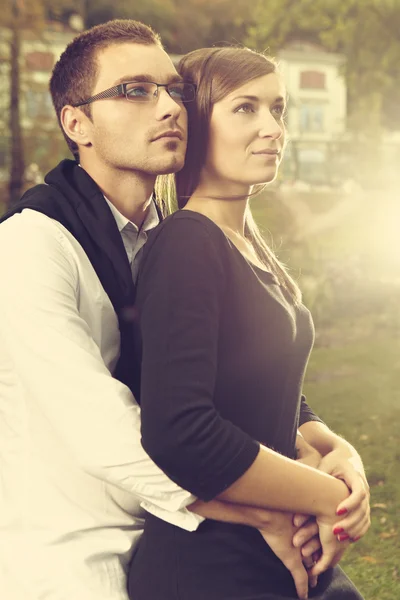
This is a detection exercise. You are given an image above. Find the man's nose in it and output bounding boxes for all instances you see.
[155,87,183,121]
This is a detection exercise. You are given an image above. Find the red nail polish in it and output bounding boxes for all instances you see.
[337,508,348,516]
[338,534,350,542]
[333,527,344,535]
[351,536,361,543]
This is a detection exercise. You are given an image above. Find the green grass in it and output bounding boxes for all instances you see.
[304,322,400,600]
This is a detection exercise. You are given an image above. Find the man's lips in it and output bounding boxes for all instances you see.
[152,130,183,141]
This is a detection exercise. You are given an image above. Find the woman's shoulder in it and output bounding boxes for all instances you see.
[148,209,229,252]
[139,210,231,287]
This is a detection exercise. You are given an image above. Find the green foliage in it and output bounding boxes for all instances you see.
[245,0,400,133]
[305,330,400,600]
[86,0,250,53]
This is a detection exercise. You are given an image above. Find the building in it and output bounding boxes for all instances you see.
[277,41,347,185]
[0,19,80,189]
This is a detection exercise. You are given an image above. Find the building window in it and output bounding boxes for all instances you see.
[25,90,54,120]
[300,70,326,90]
[299,103,325,133]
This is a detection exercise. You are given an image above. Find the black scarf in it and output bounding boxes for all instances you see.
[0,159,146,399]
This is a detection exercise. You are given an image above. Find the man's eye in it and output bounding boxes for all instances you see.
[126,86,151,98]
[168,86,186,101]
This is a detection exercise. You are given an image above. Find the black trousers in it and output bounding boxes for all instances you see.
[128,514,365,600]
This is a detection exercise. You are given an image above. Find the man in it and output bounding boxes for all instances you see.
[0,19,368,600]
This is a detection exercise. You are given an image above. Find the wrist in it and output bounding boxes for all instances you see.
[243,506,276,529]
[315,476,349,519]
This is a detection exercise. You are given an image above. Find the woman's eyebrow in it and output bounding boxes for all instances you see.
[230,94,286,104]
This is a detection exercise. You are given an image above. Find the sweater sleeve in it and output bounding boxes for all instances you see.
[299,394,325,427]
[136,214,260,501]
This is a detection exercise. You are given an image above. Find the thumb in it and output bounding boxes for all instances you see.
[310,552,333,578]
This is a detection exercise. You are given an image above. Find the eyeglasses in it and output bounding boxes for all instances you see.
[72,81,197,107]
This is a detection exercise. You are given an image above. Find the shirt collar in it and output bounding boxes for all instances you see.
[103,195,160,234]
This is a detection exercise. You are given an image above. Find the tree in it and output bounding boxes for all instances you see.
[244,0,400,184]
[245,0,400,134]
[86,0,251,54]
[0,0,78,206]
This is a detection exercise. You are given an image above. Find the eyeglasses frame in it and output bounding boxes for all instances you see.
[72,81,197,107]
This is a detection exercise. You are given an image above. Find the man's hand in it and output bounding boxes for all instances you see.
[258,511,316,599]
[189,499,319,599]
[296,435,322,470]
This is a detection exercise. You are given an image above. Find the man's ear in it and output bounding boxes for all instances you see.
[61,105,92,150]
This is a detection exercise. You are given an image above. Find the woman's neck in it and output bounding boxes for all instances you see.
[185,193,250,236]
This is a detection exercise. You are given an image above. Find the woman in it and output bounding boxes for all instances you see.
[128,47,369,599]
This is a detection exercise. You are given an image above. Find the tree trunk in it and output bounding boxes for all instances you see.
[8,7,25,207]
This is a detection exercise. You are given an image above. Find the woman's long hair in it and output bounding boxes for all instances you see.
[157,46,301,304]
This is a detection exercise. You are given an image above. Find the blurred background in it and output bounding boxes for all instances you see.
[0,1,399,598]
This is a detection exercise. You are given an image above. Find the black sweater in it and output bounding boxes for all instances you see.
[129,211,365,600]
[135,210,321,500]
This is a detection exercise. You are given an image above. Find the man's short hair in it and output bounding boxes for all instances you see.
[50,19,162,160]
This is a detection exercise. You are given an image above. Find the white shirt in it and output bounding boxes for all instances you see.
[0,207,201,600]
[103,196,159,282]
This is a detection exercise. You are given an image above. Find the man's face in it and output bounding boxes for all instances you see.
[83,43,188,176]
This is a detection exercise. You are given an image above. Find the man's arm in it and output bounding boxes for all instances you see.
[0,212,200,527]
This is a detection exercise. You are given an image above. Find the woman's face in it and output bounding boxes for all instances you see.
[203,73,286,193]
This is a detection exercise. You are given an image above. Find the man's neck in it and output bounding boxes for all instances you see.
[80,160,156,228]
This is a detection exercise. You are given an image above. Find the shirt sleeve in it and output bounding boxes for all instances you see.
[299,394,325,427]
[137,214,260,501]
[0,211,203,531]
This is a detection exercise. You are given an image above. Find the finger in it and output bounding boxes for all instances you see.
[333,510,371,540]
[310,547,343,578]
[336,479,369,516]
[308,573,318,589]
[293,521,319,547]
[301,536,322,558]
[302,555,314,570]
[312,550,321,563]
[287,560,309,599]
[293,513,310,528]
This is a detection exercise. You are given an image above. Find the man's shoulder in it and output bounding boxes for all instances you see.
[0,208,79,273]
[0,205,62,237]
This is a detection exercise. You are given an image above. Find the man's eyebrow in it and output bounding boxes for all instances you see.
[112,74,184,86]
[230,94,286,104]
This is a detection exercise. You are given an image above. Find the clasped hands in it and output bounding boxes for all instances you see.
[257,442,370,599]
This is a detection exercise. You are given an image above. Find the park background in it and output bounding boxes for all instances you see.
[1,1,399,598]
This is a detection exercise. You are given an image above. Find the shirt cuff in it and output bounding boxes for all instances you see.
[140,501,205,532]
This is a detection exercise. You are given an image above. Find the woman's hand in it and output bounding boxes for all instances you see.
[318,449,370,542]
[310,513,350,576]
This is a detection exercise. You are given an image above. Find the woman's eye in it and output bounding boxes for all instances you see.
[235,103,255,114]
[272,105,285,118]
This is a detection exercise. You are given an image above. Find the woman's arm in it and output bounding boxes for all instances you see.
[136,215,364,573]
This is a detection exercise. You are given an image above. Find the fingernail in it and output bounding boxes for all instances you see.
[333,527,344,535]
[337,508,347,516]
[338,534,350,542]
[351,536,361,543]
[311,579,318,588]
